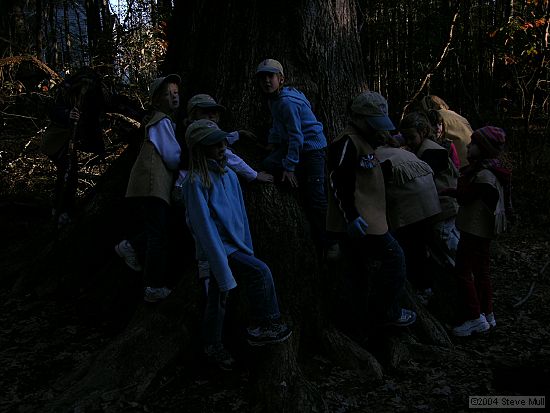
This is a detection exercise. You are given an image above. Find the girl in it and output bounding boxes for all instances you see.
[452,126,512,336]
[115,74,181,303]
[181,119,291,369]
[401,111,460,269]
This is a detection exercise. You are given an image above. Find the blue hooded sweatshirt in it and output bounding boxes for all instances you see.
[268,87,327,171]
[182,161,253,292]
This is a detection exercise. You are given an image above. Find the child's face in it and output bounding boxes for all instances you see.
[156,83,180,113]
[193,107,220,123]
[467,142,482,161]
[401,128,423,151]
[436,122,443,138]
[204,139,227,162]
[257,72,283,94]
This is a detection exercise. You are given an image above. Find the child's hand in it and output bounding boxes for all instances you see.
[282,170,298,187]
[256,171,274,183]
[238,129,258,142]
[347,217,368,238]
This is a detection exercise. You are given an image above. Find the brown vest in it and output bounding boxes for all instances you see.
[456,168,506,239]
[126,111,175,205]
[417,138,459,221]
[375,146,441,230]
[326,128,388,235]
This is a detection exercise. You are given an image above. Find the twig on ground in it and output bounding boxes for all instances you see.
[513,258,550,308]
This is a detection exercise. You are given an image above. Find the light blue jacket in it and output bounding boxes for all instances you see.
[268,87,327,171]
[182,161,253,291]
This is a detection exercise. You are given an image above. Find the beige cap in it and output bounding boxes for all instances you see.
[255,59,284,76]
[186,94,226,115]
[149,74,181,102]
[350,91,395,131]
[185,119,228,147]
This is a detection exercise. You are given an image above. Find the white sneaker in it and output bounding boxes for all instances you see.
[483,312,497,328]
[144,287,172,303]
[452,315,490,337]
[115,240,143,272]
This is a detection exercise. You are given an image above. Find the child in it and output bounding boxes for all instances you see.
[375,140,441,300]
[326,91,416,328]
[426,109,461,169]
[255,59,330,256]
[452,126,512,336]
[184,93,273,183]
[175,94,274,291]
[181,119,291,369]
[41,67,105,228]
[401,111,460,268]
[115,74,181,303]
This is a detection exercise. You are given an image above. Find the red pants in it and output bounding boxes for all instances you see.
[455,232,493,322]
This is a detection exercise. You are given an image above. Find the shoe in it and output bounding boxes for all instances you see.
[416,288,433,306]
[115,240,143,272]
[483,312,497,328]
[386,308,417,327]
[247,321,292,346]
[143,286,172,303]
[204,343,235,371]
[57,212,72,229]
[452,315,490,337]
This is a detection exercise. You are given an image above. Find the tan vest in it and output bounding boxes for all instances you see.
[456,168,506,239]
[417,139,459,221]
[438,109,472,167]
[375,146,441,230]
[326,128,388,235]
[126,112,175,205]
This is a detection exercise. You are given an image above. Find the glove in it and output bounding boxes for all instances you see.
[347,216,368,238]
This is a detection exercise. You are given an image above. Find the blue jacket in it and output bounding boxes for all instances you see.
[268,87,327,171]
[182,161,253,291]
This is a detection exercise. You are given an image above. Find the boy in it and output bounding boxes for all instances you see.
[255,59,330,257]
[326,91,416,327]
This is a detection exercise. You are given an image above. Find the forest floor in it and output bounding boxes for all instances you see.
[1,182,549,413]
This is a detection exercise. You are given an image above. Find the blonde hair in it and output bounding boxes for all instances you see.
[188,144,226,189]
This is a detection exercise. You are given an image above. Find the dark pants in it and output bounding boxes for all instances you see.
[393,219,433,290]
[128,197,170,288]
[455,232,493,322]
[49,142,78,218]
[340,232,406,323]
[261,147,329,250]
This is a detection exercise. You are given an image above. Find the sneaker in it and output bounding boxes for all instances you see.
[57,212,72,229]
[247,321,292,346]
[143,286,172,303]
[204,343,235,371]
[452,315,490,337]
[416,288,434,306]
[483,312,497,328]
[115,240,143,272]
[386,308,417,327]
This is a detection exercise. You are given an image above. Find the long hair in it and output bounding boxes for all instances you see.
[188,143,226,189]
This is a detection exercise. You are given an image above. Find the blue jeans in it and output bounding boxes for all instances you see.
[202,250,281,345]
[430,217,460,268]
[341,232,406,323]
[262,147,328,248]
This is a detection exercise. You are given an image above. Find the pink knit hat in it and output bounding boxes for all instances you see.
[471,126,506,158]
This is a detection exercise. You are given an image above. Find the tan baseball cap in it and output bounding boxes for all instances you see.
[350,91,395,131]
[186,94,226,115]
[255,59,284,76]
[149,74,181,102]
[185,119,228,147]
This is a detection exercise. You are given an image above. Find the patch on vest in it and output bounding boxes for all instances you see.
[358,153,380,169]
